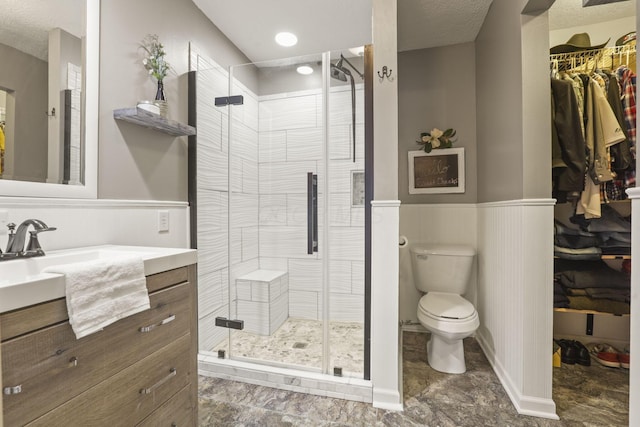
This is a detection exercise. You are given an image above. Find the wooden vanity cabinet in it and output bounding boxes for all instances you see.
[1,265,198,426]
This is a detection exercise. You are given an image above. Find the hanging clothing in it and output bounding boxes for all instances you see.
[616,66,637,149]
[605,72,633,172]
[576,77,626,218]
[551,78,586,201]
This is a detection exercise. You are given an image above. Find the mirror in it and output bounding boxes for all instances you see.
[0,0,98,198]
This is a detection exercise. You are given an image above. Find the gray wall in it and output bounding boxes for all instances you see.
[475,0,551,203]
[475,0,526,203]
[398,43,477,204]
[0,43,48,182]
[99,0,253,200]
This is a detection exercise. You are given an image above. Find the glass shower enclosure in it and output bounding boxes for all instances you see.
[193,48,367,381]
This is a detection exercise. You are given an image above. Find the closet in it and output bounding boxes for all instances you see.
[551,35,636,352]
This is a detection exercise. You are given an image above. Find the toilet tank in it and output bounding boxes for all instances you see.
[410,244,475,294]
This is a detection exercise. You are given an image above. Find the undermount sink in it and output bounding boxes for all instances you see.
[0,245,197,313]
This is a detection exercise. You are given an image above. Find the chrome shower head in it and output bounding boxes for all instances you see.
[331,54,363,81]
[330,64,348,82]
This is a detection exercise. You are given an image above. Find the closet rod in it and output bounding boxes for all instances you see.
[549,44,635,64]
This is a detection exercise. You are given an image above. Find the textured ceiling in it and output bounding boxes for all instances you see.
[549,0,636,30]
[397,0,493,52]
[0,0,82,61]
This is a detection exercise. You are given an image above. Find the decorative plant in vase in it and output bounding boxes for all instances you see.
[416,127,457,153]
[140,34,171,116]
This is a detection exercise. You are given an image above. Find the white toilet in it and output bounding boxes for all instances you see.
[410,244,479,374]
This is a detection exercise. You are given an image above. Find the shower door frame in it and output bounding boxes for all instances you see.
[188,46,373,381]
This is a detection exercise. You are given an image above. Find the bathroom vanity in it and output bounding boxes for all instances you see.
[0,245,197,426]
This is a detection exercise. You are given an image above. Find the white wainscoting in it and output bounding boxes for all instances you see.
[371,200,403,411]
[626,187,640,427]
[476,199,557,419]
[399,204,478,326]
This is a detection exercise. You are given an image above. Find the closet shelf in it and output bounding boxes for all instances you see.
[601,255,631,260]
[553,307,630,317]
[554,254,630,260]
[113,107,196,137]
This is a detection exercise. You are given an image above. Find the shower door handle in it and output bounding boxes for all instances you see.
[307,172,318,254]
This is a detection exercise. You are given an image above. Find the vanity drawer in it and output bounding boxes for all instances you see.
[136,384,195,427]
[27,334,192,427]
[99,281,192,372]
[2,282,191,426]
[0,298,68,342]
[0,267,190,342]
[147,266,189,293]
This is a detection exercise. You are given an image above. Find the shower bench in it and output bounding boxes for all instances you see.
[236,270,289,336]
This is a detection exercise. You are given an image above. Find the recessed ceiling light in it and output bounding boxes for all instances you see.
[296,65,313,75]
[275,32,298,47]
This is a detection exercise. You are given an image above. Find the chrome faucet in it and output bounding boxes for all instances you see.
[1,219,57,260]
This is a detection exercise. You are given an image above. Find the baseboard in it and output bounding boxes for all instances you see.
[475,332,559,420]
[372,387,404,411]
[400,323,427,333]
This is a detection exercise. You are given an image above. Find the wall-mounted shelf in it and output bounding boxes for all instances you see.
[113,107,196,137]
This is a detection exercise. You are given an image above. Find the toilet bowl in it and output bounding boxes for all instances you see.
[410,244,479,374]
[417,292,479,374]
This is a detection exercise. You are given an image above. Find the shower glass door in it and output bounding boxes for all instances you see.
[199,49,366,378]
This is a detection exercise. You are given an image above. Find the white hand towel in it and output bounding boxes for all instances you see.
[43,255,150,339]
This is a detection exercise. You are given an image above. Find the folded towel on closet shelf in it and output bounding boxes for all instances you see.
[564,287,588,296]
[586,205,631,233]
[566,296,630,314]
[43,255,150,339]
[583,287,630,302]
[556,268,630,290]
[554,233,601,250]
[553,245,602,260]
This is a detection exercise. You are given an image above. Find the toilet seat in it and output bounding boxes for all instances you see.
[419,292,475,320]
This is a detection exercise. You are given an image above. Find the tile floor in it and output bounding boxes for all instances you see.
[199,331,629,426]
[212,318,364,375]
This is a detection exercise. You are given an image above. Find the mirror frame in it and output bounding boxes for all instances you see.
[0,0,98,199]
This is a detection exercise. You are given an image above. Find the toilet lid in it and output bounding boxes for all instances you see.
[419,292,475,319]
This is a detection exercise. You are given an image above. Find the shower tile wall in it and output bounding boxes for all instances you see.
[258,88,364,323]
[192,51,365,353]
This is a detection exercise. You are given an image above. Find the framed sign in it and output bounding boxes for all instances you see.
[408,148,465,194]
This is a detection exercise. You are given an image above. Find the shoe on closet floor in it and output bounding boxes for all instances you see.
[572,340,591,366]
[555,339,577,364]
[589,343,621,368]
[619,346,630,369]
[555,339,590,366]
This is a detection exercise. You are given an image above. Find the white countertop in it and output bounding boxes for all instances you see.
[0,245,197,313]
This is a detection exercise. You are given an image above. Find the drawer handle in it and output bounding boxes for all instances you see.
[70,356,78,367]
[139,314,176,333]
[140,368,176,395]
[3,385,22,395]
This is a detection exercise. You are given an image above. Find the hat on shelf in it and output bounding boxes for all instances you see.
[615,31,636,46]
[550,32,610,54]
